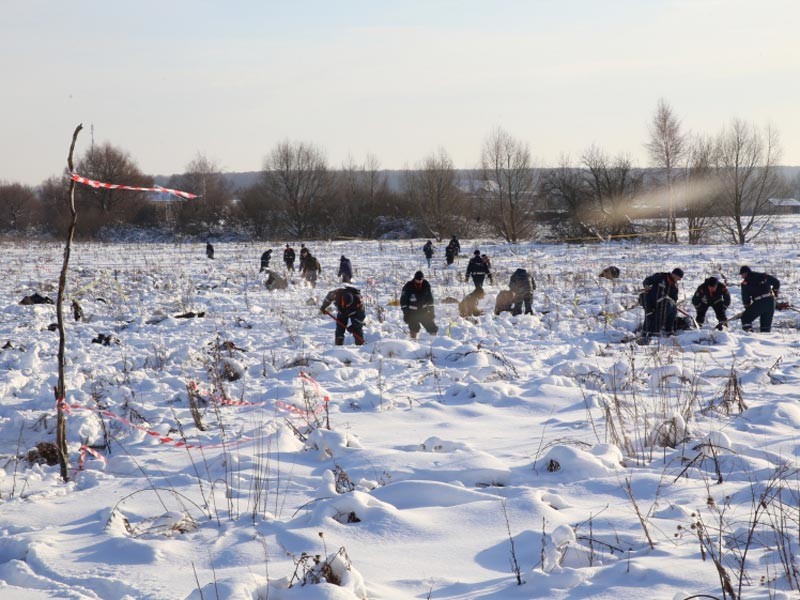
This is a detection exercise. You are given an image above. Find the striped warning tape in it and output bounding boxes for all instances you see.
[59,372,334,471]
[70,172,199,199]
[299,371,330,403]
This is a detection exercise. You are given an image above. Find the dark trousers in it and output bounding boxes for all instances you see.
[284,260,294,271]
[335,311,364,345]
[741,297,775,332]
[644,299,677,334]
[407,310,438,335]
[511,292,533,315]
[471,274,486,290]
[695,303,727,326]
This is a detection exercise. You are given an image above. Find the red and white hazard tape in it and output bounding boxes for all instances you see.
[57,399,246,451]
[299,371,331,404]
[275,399,324,418]
[76,445,107,472]
[70,172,199,199]
[187,381,265,408]
[57,373,334,472]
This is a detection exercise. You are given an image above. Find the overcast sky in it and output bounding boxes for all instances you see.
[3,0,798,186]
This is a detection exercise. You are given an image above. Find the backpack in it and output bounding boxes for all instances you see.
[510,269,532,293]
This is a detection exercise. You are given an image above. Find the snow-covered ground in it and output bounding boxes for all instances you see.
[2,223,800,599]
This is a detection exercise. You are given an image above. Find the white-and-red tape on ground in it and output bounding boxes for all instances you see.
[59,372,333,471]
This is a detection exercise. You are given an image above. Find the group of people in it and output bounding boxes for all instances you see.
[321,257,536,345]
[640,266,781,338]
[247,241,784,345]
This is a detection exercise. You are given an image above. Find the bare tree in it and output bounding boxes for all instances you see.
[404,148,464,242]
[0,182,39,232]
[262,140,331,238]
[539,155,593,238]
[73,142,152,222]
[168,154,234,234]
[683,135,717,244]
[581,146,643,238]
[237,183,279,239]
[646,99,686,242]
[713,119,785,245]
[38,176,72,235]
[481,127,539,242]
[336,153,392,238]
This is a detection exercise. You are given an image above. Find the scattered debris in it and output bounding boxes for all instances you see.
[27,441,60,466]
[174,311,205,319]
[20,293,53,305]
[92,333,120,346]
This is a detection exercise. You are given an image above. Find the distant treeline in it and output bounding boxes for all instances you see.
[3,106,799,244]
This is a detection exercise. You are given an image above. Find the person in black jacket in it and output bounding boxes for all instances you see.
[206,241,214,259]
[298,245,309,272]
[739,265,780,332]
[509,268,536,315]
[283,244,296,271]
[641,268,684,336]
[423,241,434,268]
[338,255,353,283]
[400,271,438,339]
[465,250,492,290]
[692,276,731,327]
[259,249,272,273]
[448,235,461,257]
[320,283,365,345]
[444,244,455,266]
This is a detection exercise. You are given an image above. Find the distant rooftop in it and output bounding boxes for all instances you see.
[769,198,800,207]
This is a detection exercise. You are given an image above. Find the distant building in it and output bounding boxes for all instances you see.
[769,198,800,215]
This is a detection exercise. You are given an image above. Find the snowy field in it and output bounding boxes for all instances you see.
[2,221,800,600]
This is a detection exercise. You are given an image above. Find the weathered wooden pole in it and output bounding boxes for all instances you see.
[55,123,83,481]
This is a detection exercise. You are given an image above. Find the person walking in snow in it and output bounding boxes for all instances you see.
[400,271,438,339]
[338,255,353,283]
[259,249,272,273]
[641,268,684,337]
[444,244,455,266]
[465,249,492,290]
[423,240,434,268]
[692,276,730,328]
[739,265,780,333]
[320,282,365,345]
[301,249,321,287]
[206,241,214,260]
[448,235,461,257]
[283,244,296,271]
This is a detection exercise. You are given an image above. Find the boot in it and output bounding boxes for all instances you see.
[410,330,418,339]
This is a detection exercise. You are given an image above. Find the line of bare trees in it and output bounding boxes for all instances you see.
[1,103,795,244]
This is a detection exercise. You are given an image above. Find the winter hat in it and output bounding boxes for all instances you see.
[414,271,424,281]
[340,255,346,260]
[671,268,684,279]
[705,276,719,286]
[474,249,480,256]
[739,265,751,275]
